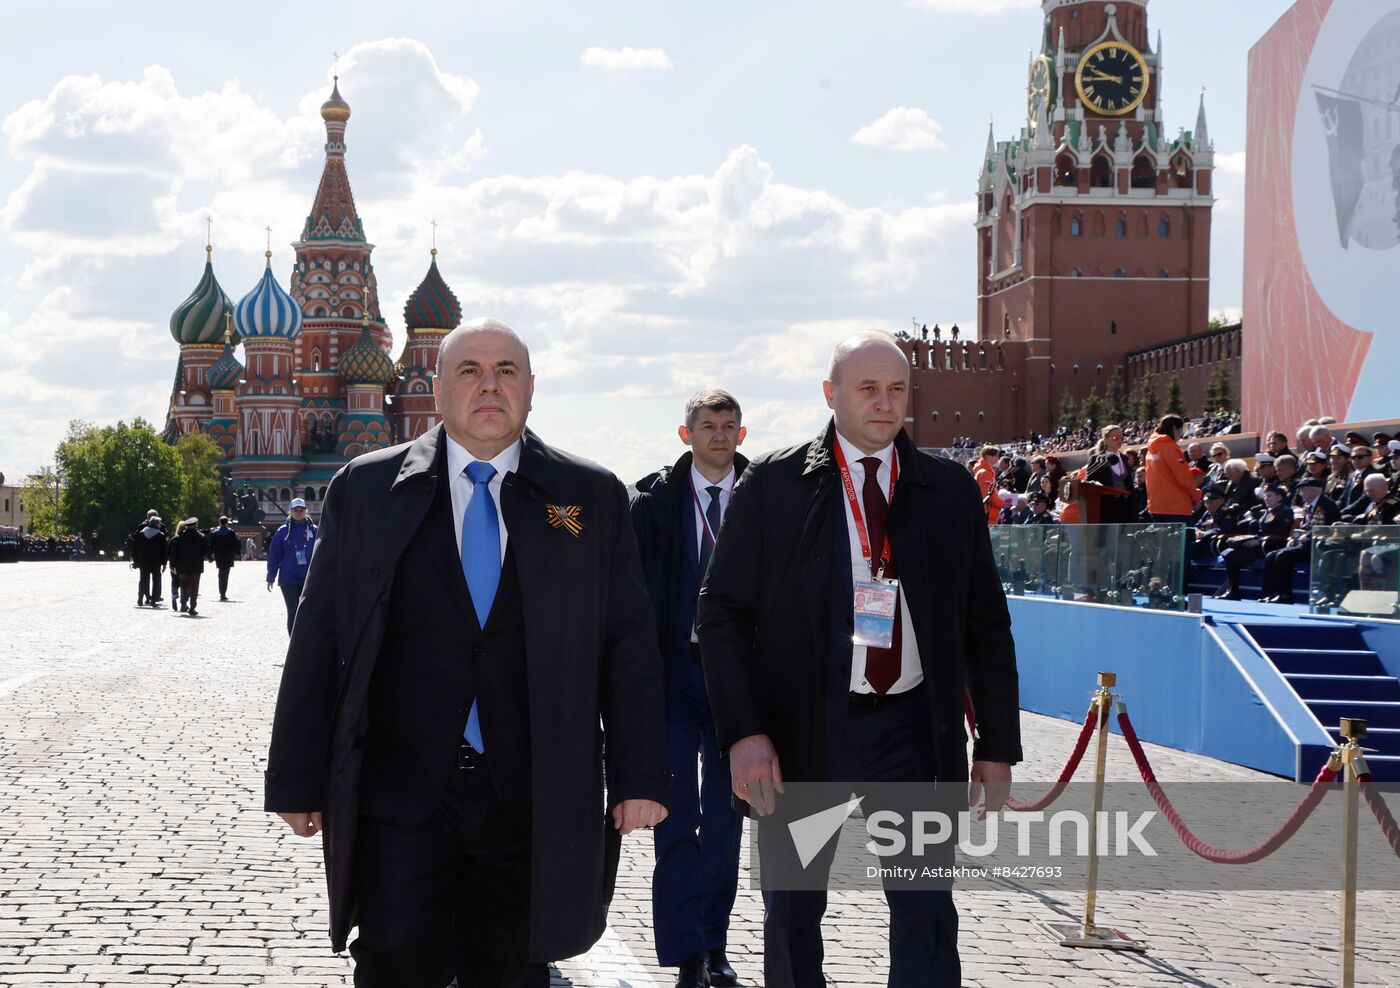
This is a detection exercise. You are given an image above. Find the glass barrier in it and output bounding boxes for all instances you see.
[991,523,1187,611]
[1309,525,1400,620]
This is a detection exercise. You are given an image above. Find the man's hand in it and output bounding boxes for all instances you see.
[612,799,667,836]
[968,760,1012,819]
[267,581,274,592]
[729,733,783,816]
[277,811,323,838]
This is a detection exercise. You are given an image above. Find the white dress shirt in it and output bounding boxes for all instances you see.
[690,463,736,558]
[834,430,925,695]
[446,432,523,561]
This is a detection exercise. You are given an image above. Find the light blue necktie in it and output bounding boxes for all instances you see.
[461,460,500,752]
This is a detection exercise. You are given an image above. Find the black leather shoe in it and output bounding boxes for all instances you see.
[706,950,739,986]
[676,957,710,988]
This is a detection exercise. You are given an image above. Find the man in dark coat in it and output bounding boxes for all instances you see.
[207,515,241,602]
[264,319,669,988]
[697,331,1021,987]
[630,389,750,988]
[132,514,167,607]
[1260,476,1341,603]
[168,518,209,615]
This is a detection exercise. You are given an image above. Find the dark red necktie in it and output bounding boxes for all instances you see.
[859,457,900,695]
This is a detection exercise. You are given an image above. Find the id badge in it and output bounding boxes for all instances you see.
[295,548,307,566]
[852,578,899,649]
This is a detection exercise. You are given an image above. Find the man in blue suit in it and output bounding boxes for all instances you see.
[631,390,749,988]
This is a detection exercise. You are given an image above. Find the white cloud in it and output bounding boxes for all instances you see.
[850,107,947,152]
[579,47,673,72]
[1210,150,1246,312]
[905,0,1039,13]
[0,48,977,484]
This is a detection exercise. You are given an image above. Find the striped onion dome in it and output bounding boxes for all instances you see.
[234,252,303,340]
[206,336,244,390]
[403,250,462,330]
[338,323,395,386]
[169,246,235,345]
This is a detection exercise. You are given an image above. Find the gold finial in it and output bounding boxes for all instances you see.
[431,218,438,257]
[223,311,232,344]
[205,216,213,253]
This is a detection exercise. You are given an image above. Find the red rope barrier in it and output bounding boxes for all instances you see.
[1357,774,1400,860]
[1003,704,1100,813]
[1117,708,1338,863]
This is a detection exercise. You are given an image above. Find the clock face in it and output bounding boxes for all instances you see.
[1028,55,1053,129]
[1075,41,1149,116]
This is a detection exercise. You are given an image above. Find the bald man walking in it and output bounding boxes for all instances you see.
[265,319,669,987]
[698,331,1021,986]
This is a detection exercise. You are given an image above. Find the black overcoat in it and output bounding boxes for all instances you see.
[263,424,670,960]
[696,421,1022,786]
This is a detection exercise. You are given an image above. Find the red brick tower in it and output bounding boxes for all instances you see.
[395,248,462,442]
[974,0,1213,434]
[290,78,390,483]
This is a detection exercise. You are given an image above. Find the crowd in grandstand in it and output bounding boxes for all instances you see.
[963,414,1400,607]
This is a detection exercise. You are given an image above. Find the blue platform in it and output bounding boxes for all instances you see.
[1007,596,1400,782]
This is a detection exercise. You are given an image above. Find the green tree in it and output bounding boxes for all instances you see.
[1202,375,1221,418]
[23,467,62,536]
[52,417,181,546]
[1079,387,1104,431]
[1165,374,1185,416]
[1207,364,1233,414]
[1130,376,1159,424]
[174,432,224,526]
[1057,387,1078,431]
[1102,368,1127,424]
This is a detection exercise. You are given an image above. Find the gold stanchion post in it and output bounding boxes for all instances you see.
[1337,718,1367,988]
[1039,672,1146,951]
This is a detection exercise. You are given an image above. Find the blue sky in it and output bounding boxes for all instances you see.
[0,0,1291,483]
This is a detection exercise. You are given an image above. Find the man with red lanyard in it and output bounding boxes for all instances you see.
[697,332,1021,986]
[630,389,749,988]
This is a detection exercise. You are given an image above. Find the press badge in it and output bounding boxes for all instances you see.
[295,547,308,566]
[852,578,899,649]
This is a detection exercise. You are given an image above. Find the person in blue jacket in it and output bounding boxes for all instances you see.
[267,498,318,634]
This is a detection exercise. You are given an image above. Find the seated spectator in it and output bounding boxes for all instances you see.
[1221,459,1260,513]
[1340,448,1384,518]
[1299,450,1330,500]
[1205,443,1231,485]
[1260,475,1341,604]
[1348,473,1400,526]
[1265,431,1292,458]
[1386,442,1400,484]
[1187,442,1209,473]
[1216,486,1295,601]
[1190,484,1241,561]
[1026,455,1048,495]
[1023,490,1057,525]
[1310,424,1335,454]
[1297,424,1319,455]
[1274,454,1300,497]
[1326,447,1354,503]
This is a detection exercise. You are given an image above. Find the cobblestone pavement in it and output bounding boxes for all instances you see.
[1,562,1396,986]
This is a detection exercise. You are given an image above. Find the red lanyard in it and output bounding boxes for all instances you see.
[689,473,726,547]
[832,440,899,576]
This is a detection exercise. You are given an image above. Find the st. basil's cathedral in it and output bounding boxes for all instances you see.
[162,78,458,523]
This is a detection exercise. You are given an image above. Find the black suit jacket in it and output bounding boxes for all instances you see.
[696,421,1021,787]
[630,452,750,676]
[263,424,669,959]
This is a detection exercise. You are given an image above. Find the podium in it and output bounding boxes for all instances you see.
[1075,482,1133,524]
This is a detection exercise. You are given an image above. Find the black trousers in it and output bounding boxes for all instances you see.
[1262,545,1309,600]
[350,758,546,988]
[761,687,960,988]
[138,565,162,602]
[217,565,232,598]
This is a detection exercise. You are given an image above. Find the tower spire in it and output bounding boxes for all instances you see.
[1195,86,1211,150]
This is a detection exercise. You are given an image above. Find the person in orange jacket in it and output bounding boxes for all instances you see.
[1145,415,1200,522]
[972,445,1002,525]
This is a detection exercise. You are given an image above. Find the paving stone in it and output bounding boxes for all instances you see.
[1,562,1396,987]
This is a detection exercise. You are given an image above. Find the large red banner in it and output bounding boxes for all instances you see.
[1244,0,1398,433]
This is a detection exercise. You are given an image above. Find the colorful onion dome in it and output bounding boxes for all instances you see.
[170,246,235,345]
[321,77,351,123]
[234,252,304,340]
[206,333,244,390]
[403,249,462,330]
[338,323,395,386]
